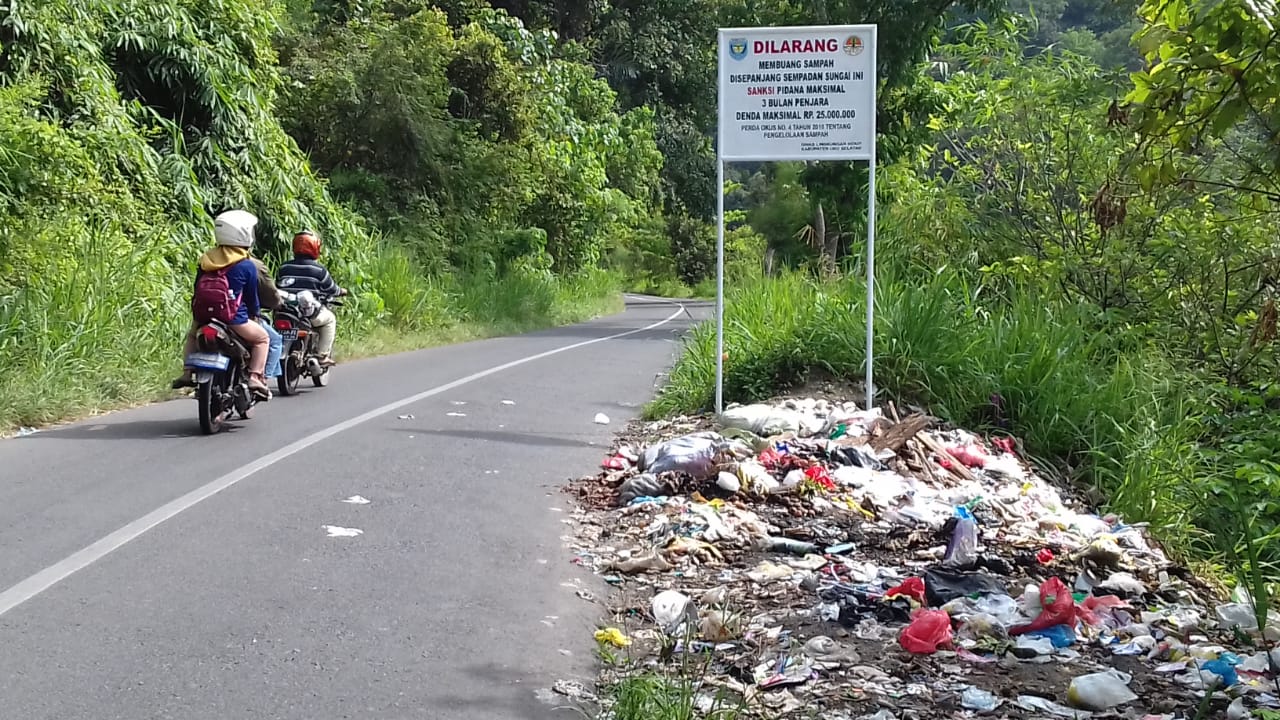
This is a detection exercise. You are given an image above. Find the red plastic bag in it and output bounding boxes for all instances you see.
[946,445,988,468]
[899,609,953,654]
[886,577,926,603]
[1078,594,1129,627]
[1012,577,1076,635]
[803,465,836,492]
[991,436,1017,455]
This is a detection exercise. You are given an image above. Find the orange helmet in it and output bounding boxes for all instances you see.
[292,230,321,259]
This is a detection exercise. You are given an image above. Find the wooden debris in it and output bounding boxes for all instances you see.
[870,414,933,453]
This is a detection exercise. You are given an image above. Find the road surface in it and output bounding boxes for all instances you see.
[0,296,704,720]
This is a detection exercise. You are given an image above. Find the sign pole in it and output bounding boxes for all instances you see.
[715,156,726,415]
[715,24,877,414]
[864,26,877,412]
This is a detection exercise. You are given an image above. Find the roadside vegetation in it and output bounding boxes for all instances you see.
[5,0,1280,679]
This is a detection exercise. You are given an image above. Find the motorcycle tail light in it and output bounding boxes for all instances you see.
[200,326,219,343]
[274,319,292,331]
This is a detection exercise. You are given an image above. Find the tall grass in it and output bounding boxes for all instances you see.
[647,270,1207,556]
[0,245,625,434]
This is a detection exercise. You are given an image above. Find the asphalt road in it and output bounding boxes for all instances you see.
[0,295,705,720]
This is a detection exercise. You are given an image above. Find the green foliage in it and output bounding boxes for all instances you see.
[885,21,1280,386]
[0,0,656,430]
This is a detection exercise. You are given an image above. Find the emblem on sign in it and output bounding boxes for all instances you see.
[844,35,864,56]
[728,38,749,61]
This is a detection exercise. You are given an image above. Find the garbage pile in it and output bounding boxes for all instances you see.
[564,396,1280,719]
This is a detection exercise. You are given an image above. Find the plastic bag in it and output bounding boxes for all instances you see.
[718,404,804,436]
[886,577,926,603]
[1027,624,1076,648]
[616,473,667,506]
[924,568,1007,607]
[642,432,720,479]
[942,516,979,568]
[1079,594,1128,627]
[900,609,953,654]
[1012,577,1077,636]
[1066,670,1137,710]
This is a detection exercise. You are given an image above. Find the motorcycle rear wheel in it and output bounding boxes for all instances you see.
[277,341,302,396]
[197,377,225,435]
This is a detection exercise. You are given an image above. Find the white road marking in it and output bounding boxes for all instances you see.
[0,305,686,618]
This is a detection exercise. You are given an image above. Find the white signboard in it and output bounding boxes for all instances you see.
[718,25,877,161]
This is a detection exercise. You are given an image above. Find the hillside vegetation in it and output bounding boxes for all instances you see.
[5,0,1280,596]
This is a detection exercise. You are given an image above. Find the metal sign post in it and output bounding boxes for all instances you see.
[715,25,879,413]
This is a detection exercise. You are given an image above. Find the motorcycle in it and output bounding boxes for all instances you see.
[183,317,267,434]
[271,290,343,396]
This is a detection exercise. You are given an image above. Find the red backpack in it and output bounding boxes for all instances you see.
[192,267,241,324]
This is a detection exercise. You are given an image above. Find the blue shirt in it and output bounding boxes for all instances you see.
[196,259,260,325]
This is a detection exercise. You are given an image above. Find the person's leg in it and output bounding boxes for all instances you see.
[260,318,282,379]
[172,321,198,388]
[230,320,270,394]
[311,307,337,364]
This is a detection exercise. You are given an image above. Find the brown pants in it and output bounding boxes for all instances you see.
[182,319,269,376]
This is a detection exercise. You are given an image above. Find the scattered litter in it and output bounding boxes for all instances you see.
[593,627,632,647]
[397,414,414,420]
[323,525,363,538]
[594,413,611,425]
[960,685,1001,712]
[502,400,516,405]
[446,412,466,418]
[341,495,371,505]
[560,394,1257,719]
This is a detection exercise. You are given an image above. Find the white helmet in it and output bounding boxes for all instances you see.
[213,209,258,248]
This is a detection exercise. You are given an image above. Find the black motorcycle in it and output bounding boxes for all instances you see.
[272,293,343,396]
[183,319,266,434]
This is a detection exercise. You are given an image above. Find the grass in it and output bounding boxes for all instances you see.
[646,268,1214,563]
[0,249,625,435]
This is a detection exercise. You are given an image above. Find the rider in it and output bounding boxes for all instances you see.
[171,210,271,396]
[277,230,346,367]
[250,254,284,382]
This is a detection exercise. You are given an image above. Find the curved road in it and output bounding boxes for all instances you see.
[0,296,704,720]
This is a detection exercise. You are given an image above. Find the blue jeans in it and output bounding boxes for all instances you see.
[260,319,283,379]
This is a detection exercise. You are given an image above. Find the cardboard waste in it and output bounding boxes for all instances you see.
[565,395,1280,719]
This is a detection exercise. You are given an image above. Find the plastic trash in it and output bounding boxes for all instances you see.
[733,459,779,493]
[699,610,740,642]
[616,473,666,505]
[1027,624,1076,648]
[958,613,1009,641]
[886,577,926,603]
[641,432,721,479]
[594,627,632,647]
[652,590,695,632]
[1017,695,1092,718]
[960,686,1001,712]
[923,568,1007,606]
[758,536,820,555]
[718,404,804,436]
[1012,577,1077,635]
[973,593,1022,625]
[1227,697,1249,720]
[803,465,837,491]
[1036,548,1055,564]
[942,515,980,568]
[594,413,610,425]
[1203,658,1240,687]
[1012,635,1055,657]
[716,471,742,494]
[1066,670,1138,710]
[899,609,953,654]
[1097,571,1146,597]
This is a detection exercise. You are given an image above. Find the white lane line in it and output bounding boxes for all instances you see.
[0,305,686,618]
